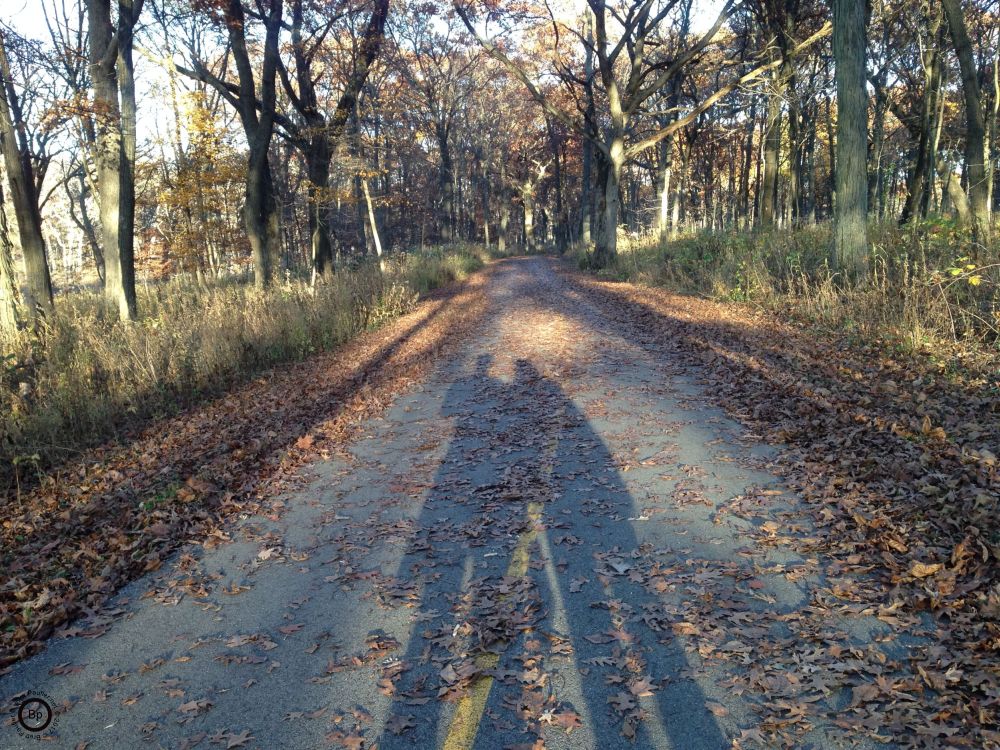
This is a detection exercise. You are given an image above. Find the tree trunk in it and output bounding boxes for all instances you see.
[0,181,21,334]
[986,45,1000,220]
[760,66,785,226]
[941,155,972,228]
[593,137,623,268]
[114,0,139,319]
[547,118,568,252]
[739,97,757,227]
[521,180,535,253]
[579,7,595,245]
[361,177,383,266]
[478,156,491,247]
[787,67,802,224]
[658,136,672,240]
[67,168,105,284]
[942,0,991,243]
[437,125,454,243]
[900,11,944,226]
[221,0,283,287]
[988,43,998,218]
[869,83,888,217]
[306,145,333,275]
[87,0,140,319]
[498,160,508,253]
[831,0,868,274]
[0,31,53,317]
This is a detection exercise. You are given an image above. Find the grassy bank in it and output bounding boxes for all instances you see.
[573,221,1000,359]
[0,245,489,493]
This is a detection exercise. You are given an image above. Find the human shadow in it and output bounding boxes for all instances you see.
[376,354,728,749]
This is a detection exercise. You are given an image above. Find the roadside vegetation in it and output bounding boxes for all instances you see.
[0,245,489,494]
[574,222,1000,363]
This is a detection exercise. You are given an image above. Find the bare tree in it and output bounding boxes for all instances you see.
[456,0,831,266]
[178,0,284,287]
[277,0,390,276]
[942,0,991,243]
[0,29,54,318]
[87,0,143,319]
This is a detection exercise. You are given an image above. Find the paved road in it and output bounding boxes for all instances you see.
[2,258,892,749]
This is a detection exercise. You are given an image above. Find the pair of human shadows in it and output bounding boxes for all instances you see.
[376,353,728,749]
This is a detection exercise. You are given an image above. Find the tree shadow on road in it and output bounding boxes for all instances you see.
[376,354,728,749]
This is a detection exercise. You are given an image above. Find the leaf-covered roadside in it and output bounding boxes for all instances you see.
[0,268,493,671]
[565,265,1000,746]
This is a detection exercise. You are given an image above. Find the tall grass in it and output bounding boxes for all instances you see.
[573,220,1000,355]
[0,245,489,490]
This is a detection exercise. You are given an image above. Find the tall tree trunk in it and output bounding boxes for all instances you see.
[437,125,454,243]
[478,154,491,247]
[306,144,333,275]
[520,179,535,253]
[786,66,802,224]
[900,11,944,226]
[498,160,508,253]
[0,31,53,317]
[220,0,283,287]
[361,177,383,265]
[739,97,757,226]
[579,7,595,245]
[869,82,888,216]
[115,0,139,319]
[547,118,568,252]
[801,101,818,222]
[0,181,21,334]
[594,135,623,268]
[987,43,998,218]
[87,0,140,319]
[673,135,689,236]
[832,0,869,273]
[658,135,672,240]
[942,0,991,243]
[825,91,836,219]
[760,68,784,226]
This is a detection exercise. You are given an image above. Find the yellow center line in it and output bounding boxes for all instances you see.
[442,421,558,750]
[441,499,542,750]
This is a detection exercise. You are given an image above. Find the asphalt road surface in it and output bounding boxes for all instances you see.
[2,258,897,750]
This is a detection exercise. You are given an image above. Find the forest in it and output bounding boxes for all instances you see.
[1,2,999,748]
[0,0,998,472]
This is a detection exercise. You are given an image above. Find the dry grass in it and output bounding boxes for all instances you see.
[575,220,1000,360]
[0,245,490,493]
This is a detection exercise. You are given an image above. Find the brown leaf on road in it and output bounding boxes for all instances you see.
[385,713,416,735]
[225,730,254,748]
[706,702,730,717]
[49,662,86,675]
[629,677,656,697]
[608,691,637,713]
[178,699,213,715]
